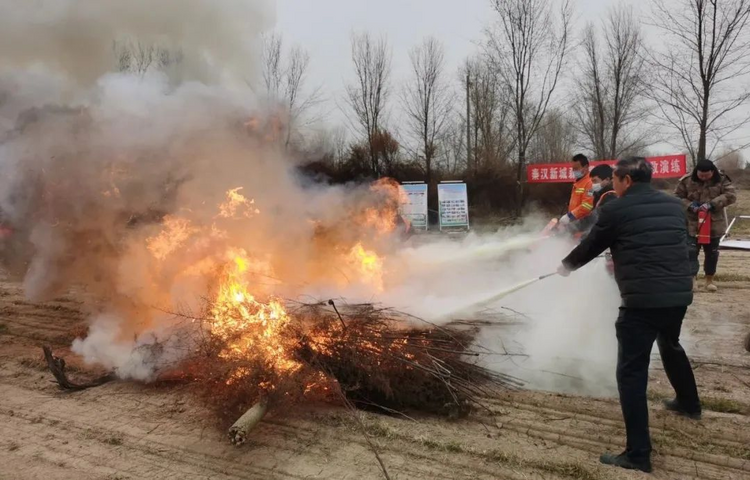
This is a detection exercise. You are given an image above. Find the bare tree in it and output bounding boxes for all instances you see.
[528,109,577,163]
[402,37,452,184]
[261,33,283,99]
[574,6,648,160]
[259,33,322,149]
[461,58,513,175]
[440,119,469,175]
[649,0,750,164]
[345,32,392,176]
[113,40,182,76]
[486,0,573,210]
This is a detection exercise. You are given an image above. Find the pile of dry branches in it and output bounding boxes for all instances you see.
[44,299,521,446]
[293,302,520,417]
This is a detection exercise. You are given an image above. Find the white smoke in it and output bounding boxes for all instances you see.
[0,1,621,393]
[0,0,273,87]
[372,225,621,397]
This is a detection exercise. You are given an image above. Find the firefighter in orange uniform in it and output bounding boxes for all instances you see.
[558,154,595,230]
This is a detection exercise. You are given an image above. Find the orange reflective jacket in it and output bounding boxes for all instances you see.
[567,173,594,220]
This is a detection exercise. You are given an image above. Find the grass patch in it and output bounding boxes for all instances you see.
[647,390,669,403]
[19,357,47,371]
[103,435,124,446]
[358,416,603,480]
[416,436,463,453]
[0,323,7,334]
[364,421,397,440]
[707,273,750,282]
[485,449,602,480]
[654,425,750,460]
[702,396,747,415]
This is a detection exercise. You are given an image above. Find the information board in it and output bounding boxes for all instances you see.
[437,182,469,230]
[399,183,428,230]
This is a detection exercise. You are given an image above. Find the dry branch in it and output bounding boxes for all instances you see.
[43,346,115,391]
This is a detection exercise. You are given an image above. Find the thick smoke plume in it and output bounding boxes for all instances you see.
[0,1,619,395]
[0,0,272,87]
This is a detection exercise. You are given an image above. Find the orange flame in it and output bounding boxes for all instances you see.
[348,242,385,291]
[147,215,195,260]
[218,187,260,219]
[208,250,301,381]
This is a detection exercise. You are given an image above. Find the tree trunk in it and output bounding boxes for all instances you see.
[698,85,710,163]
[515,149,526,217]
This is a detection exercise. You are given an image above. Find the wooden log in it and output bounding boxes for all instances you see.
[227,397,268,446]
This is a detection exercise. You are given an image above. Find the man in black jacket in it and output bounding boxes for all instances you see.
[558,157,701,473]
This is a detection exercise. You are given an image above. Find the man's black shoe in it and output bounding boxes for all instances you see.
[662,398,702,420]
[600,452,652,473]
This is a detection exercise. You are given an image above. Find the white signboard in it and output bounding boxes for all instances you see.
[438,182,469,230]
[399,183,428,230]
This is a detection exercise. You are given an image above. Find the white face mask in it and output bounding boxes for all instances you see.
[573,170,585,180]
[591,183,603,193]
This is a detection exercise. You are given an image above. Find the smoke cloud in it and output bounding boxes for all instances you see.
[375,224,620,397]
[0,1,620,394]
[0,0,273,87]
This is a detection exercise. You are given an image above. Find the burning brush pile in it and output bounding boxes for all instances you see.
[1,0,521,455]
[152,184,520,444]
[37,177,519,446]
[185,295,520,445]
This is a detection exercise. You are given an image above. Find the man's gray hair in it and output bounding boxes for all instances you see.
[614,157,653,183]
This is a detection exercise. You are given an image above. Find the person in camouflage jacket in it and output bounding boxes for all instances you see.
[674,160,737,292]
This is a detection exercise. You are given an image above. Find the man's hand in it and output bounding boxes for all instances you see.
[557,264,571,277]
[689,201,701,213]
[700,203,712,212]
[558,214,571,226]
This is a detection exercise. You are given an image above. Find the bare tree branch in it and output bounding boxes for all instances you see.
[573,5,650,159]
[402,37,453,183]
[259,32,323,150]
[345,32,393,176]
[485,0,573,213]
[647,0,750,165]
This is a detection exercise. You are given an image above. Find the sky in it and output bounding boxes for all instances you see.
[271,0,748,161]
[274,0,622,95]
[273,0,626,126]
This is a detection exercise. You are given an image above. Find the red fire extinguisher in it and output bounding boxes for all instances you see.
[697,210,712,245]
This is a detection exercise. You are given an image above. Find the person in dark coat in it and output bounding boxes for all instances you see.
[558,157,701,473]
[674,159,737,291]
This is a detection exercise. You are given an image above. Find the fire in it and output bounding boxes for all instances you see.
[359,208,397,235]
[218,187,259,219]
[208,250,301,381]
[142,183,399,390]
[147,215,196,260]
[348,242,385,291]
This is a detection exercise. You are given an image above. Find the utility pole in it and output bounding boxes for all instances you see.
[465,72,472,175]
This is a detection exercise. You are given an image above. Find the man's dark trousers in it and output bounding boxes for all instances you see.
[615,306,701,461]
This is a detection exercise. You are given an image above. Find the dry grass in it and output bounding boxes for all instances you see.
[357,416,603,480]
[728,188,750,236]
[701,396,748,415]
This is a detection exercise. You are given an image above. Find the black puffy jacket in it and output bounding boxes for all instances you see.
[562,183,693,309]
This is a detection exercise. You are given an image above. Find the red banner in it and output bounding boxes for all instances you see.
[527,154,688,183]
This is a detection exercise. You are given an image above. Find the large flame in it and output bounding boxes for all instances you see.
[140,180,402,387]
[348,242,385,292]
[208,249,301,381]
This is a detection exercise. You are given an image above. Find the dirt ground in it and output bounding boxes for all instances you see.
[1,195,749,480]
